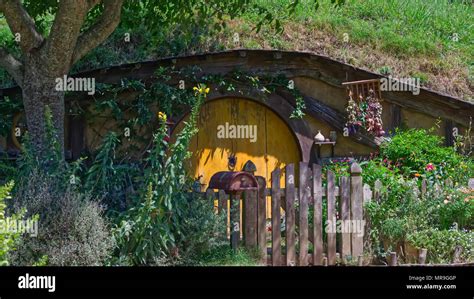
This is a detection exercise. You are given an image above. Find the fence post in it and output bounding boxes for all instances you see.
[327,170,336,265]
[230,193,240,251]
[418,248,427,264]
[299,162,310,266]
[205,188,215,207]
[374,179,382,203]
[244,189,258,248]
[271,169,282,266]
[256,176,267,265]
[285,164,296,266]
[218,190,229,238]
[350,162,364,259]
[312,164,323,266]
[445,178,453,188]
[363,184,372,205]
[339,176,351,263]
[421,179,427,198]
[389,252,397,266]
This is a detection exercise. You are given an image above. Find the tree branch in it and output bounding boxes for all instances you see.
[0,47,24,87]
[43,0,93,75]
[71,0,124,65]
[0,0,44,52]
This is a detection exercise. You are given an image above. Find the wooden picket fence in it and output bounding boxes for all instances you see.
[362,177,474,266]
[204,162,366,266]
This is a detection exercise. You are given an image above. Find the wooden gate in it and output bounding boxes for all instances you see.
[205,162,366,266]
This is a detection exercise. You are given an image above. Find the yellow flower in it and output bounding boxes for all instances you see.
[193,84,210,96]
[414,173,421,177]
[158,111,167,122]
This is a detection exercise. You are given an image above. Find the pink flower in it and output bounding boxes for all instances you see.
[425,163,435,171]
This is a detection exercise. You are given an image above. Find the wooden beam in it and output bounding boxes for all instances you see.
[278,89,380,148]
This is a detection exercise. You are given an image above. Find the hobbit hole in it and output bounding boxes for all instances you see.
[1,50,472,174]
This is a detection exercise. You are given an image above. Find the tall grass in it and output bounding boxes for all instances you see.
[248,0,473,60]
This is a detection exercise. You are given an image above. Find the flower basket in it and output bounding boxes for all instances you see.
[342,79,385,137]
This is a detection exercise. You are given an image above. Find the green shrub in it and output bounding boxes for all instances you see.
[365,174,473,263]
[84,132,122,197]
[379,128,472,184]
[434,188,473,230]
[176,195,226,263]
[11,172,114,266]
[0,158,17,184]
[9,107,114,266]
[407,229,473,264]
[0,182,24,266]
[360,159,400,187]
[366,179,433,248]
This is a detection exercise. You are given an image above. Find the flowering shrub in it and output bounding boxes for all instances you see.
[366,180,473,263]
[379,128,472,185]
[435,187,473,230]
[355,128,474,263]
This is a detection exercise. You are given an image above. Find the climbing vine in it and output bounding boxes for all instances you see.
[0,65,307,160]
[84,66,307,159]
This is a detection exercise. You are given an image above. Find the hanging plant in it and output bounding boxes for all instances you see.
[345,89,384,137]
[365,90,384,137]
[345,90,361,135]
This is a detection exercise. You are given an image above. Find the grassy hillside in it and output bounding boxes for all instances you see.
[224,0,473,101]
[0,0,472,100]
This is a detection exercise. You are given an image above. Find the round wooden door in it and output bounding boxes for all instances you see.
[172,98,301,189]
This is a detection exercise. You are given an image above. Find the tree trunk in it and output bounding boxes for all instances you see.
[1,0,126,167]
[22,53,65,161]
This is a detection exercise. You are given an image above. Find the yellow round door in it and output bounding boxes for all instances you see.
[172,98,301,189]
